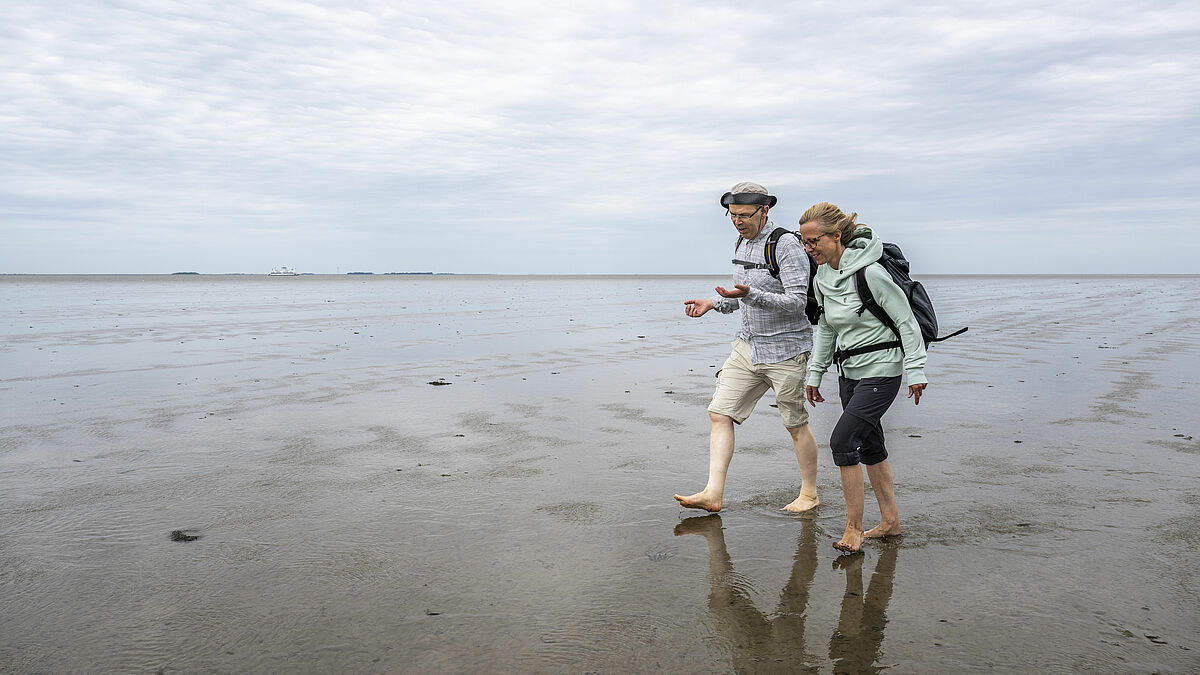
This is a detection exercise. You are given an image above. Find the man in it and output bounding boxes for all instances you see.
[674,182,819,513]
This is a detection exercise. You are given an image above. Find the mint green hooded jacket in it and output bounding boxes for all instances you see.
[805,227,928,388]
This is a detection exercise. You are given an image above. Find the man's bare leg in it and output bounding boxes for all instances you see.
[835,464,865,552]
[781,423,819,512]
[674,412,735,512]
[864,459,901,538]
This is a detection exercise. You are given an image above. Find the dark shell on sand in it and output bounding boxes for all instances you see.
[170,530,200,542]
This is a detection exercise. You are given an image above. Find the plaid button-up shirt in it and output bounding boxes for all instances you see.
[712,221,813,364]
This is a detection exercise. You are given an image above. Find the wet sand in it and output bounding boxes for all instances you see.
[1,274,1198,673]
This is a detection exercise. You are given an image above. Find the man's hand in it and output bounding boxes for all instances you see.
[684,298,715,317]
[715,284,750,299]
[805,385,824,407]
[907,383,927,405]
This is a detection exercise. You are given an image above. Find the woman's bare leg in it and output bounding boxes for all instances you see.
[835,465,865,552]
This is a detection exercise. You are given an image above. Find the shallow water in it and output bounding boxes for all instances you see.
[2,274,1199,673]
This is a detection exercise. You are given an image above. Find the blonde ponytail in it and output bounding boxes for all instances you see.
[798,202,865,244]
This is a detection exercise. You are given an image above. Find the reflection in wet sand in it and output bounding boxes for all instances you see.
[830,547,896,674]
[676,515,897,673]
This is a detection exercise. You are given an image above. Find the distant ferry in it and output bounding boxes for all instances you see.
[268,266,299,276]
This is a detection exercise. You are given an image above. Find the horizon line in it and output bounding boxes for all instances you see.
[3,272,1199,278]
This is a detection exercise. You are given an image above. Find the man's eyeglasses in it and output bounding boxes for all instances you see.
[800,232,837,249]
[727,206,763,222]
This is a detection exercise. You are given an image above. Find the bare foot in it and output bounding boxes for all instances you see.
[781,493,819,512]
[864,522,901,538]
[673,491,722,512]
[834,524,865,553]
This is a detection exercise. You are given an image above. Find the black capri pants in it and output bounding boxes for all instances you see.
[829,375,903,467]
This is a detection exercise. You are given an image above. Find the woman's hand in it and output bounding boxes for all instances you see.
[907,383,927,405]
[806,385,824,407]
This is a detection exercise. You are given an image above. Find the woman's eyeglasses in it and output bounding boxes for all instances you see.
[801,232,837,249]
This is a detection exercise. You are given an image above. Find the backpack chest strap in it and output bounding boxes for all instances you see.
[732,258,771,270]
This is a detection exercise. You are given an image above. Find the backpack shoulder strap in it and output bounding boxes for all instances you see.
[763,227,791,278]
[854,264,900,339]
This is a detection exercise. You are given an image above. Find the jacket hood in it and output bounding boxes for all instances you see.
[833,227,882,274]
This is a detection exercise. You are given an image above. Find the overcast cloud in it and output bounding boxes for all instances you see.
[2,0,1198,274]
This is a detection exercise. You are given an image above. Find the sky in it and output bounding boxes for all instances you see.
[2,0,1198,275]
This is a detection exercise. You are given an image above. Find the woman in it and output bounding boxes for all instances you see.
[799,202,927,553]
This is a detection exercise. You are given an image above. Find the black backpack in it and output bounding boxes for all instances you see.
[831,242,968,364]
[732,227,822,324]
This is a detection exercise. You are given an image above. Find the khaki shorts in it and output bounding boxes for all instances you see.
[708,339,810,428]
